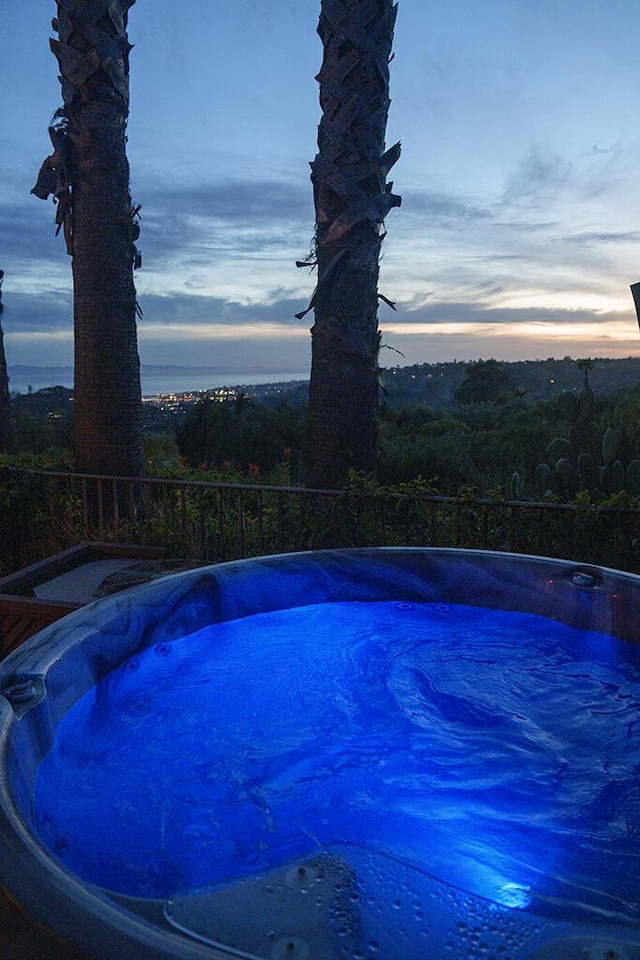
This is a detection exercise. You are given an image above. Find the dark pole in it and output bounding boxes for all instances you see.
[0,271,14,453]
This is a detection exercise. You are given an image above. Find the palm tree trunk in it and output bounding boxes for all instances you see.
[304,0,401,489]
[32,0,143,478]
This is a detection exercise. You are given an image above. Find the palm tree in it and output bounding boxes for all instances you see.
[301,0,401,489]
[0,270,14,453]
[32,0,143,477]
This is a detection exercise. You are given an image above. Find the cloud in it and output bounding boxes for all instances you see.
[134,291,635,339]
[503,147,573,203]
[0,195,65,265]
[402,188,490,224]
[398,300,632,329]
[136,291,308,329]
[140,177,312,225]
[1,288,71,334]
[565,231,640,247]
[2,162,316,280]
[134,174,315,275]
[489,220,561,233]
[4,142,638,377]
[3,274,637,372]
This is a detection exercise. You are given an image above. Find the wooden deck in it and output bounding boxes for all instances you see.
[0,542,165,659]
[0,595,79,660]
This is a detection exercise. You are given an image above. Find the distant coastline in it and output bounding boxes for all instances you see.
[7,365,311,397]
[9,356,640,405]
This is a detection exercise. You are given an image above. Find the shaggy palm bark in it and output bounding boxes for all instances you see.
[0,271,14,453]
[32,0,143,477]
[303,0,401,489]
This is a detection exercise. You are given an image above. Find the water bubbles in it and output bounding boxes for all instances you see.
[153,642,172,657]
[284,863,318,892]
[120,657,139,673]
[395,602,413,611]
[270,936,309,960]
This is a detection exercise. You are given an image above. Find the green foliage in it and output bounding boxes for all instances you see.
[144,433,182,475]
[379,396,551,497]
[175,395,306,482]
[454,359,519,406]
[12,387,73,457]
[0,449,73,471]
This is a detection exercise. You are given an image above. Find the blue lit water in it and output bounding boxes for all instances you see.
[34,600,640,923]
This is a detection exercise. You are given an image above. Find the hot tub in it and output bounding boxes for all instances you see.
[2,548,640,960]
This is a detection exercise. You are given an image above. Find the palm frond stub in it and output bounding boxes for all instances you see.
[31,0,140,264]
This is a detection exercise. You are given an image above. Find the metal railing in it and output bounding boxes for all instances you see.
[2,467,640,576]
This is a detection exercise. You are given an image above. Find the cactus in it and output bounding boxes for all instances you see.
[602,426,622,465]
[568,419,602,459]
[626,460,640,498]
[546,436,577,466]
[555,457,573,483]
[535,462,552,498]
[601,460,625,496]
[577,384,594,421]
[557,391,579,423]
[529,359,639,502]
[535,386,600,498]
[577,453,597,492]
[509,471,523,500]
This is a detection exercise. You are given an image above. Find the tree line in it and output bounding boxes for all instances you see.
[9,358,640,509]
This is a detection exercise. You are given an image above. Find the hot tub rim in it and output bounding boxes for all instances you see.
[2,545,640,959]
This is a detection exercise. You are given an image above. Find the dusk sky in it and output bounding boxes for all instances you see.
[3,1,640,391]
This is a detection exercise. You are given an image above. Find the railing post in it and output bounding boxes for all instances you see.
[197,487,206,561]
[111,480,120,530]
[128,483,136,524]
[217,489,225,559]
[237,489,246,558]
[96,478,105,539]
[429,500,437,545]
[277,491,285,553]
[256,489,265,553]
[179,486,187,550]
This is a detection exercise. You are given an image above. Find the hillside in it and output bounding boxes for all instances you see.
[10,356,640,417]
[228,356,640,410]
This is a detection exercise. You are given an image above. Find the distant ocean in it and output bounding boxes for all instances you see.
[7,366,309,397]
